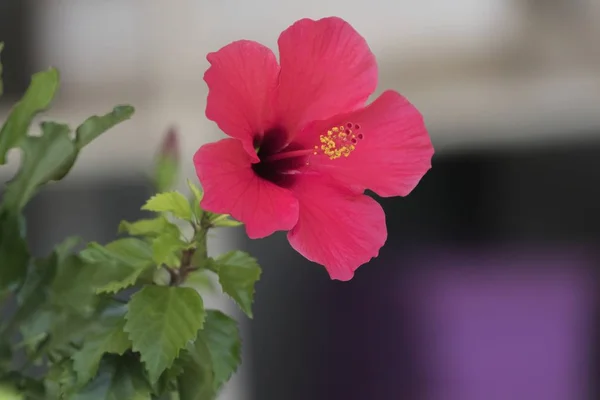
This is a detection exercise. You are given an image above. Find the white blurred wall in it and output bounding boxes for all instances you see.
[18,0,599,179]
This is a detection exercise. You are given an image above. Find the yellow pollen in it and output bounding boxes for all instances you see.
[312,122,364,160]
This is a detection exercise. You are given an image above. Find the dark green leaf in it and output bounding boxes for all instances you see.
[72,316,131,385]
[12,254,56,323]
[0,68,59,165]
[198,311,241,392]
[118,216,179,238]
[8,236,78,341]
[51,254,99,316]
[0,337,11,370]
[177,339,216,400]
[71,355,151,400]
[0,209,29,289]
[81,238,153,267]
[124,286,206,383]
[80,238,154,294]
[45,360,77,399]
[0,42,4,97]
[211,251,261,318]
[75,106,135,150]
[2,122,77,211]
[142,192,192,221]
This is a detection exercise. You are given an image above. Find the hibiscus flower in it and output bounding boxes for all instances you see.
[194,17,434,281]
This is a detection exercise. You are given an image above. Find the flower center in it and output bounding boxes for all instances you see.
[252,127,306,187]
[251,122,365,187]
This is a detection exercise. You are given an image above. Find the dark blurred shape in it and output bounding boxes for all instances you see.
[25,180,152,256]
[0,0,33,100]
[240,136,600,400]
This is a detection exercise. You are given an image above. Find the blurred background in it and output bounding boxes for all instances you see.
[2,0,600,399]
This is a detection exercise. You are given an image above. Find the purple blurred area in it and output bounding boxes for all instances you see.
[410,249,595,400]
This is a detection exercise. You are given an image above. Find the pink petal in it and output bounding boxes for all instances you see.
[287,173,387,281]
[193,139,299,239]
[276,17,378,136]
[204,40,280,160]
[295,90,434,197]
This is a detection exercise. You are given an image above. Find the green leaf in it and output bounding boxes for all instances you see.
[177,339,216,400]
[71,355,151,400]
[118,216,179,238]
[210,251,261,318]
[153,128,179,192]
[154,157,179,194]
[45,360,77,399]
[72,316,131,385]
[151,231,186,268]
[187,179,203,222]
[0,68,59,165]
[51,254,100,315]
[209,214,243,228]
[81,238,153,266]
[0,337,11,370]
[0,381,24,400]
[198,311,242,392]
[0,210,29,289]
[2,122,77,211]
[80,238,154,293]
[181,270,217,293]
[124,286,206,383]
[142,192,192,221]
[5,248,60,335]
[75,105,135,150]
[0,42,4,97]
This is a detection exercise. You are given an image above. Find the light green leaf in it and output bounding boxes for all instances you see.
[124,286,206,383]
[71,355,151,400]
[0,68,59,165]
[187,179,203,221]
[181,269,217,294]
[0,42,4,97]
[94,268,148,295]
[199,311,241,392]
[152,231,186,268]
[118,216,179,238]
[142,192,192,221]
[154,157,179,194]
[0,210,29,289]
[0,381,24,400]
[177,339,216,400]
[72,316,131,385]
[210,214,243,228]
[75,105,135,150]
[2,122,77,211]
[210,251,261,318]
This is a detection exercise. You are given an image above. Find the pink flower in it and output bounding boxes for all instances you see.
[194,17,434,281]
